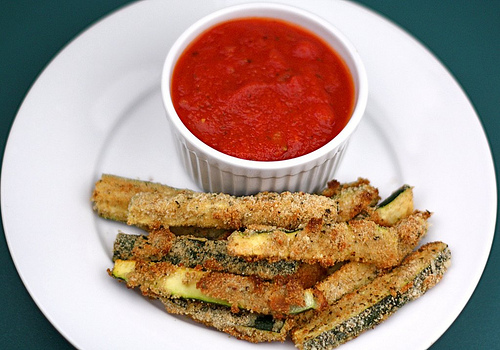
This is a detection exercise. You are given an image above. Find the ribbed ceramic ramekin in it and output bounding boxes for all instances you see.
[161,2,367,195]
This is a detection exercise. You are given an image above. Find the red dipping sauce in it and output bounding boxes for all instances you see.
[171,18,355,161]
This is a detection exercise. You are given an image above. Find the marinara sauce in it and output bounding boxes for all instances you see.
[172,18,355,161]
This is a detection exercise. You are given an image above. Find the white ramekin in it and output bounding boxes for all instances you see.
[161,2,368,195]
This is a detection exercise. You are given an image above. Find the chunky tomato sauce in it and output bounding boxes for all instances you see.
[172,18,355,161]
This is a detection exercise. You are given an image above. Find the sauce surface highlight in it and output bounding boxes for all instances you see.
[172,18,355,161]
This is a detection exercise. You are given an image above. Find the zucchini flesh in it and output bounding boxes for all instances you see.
[111,259,135,280]
[159,268,230,305]
[227,211,431,269]
[291,241,451,350]
[113,231,299,280]
[111,259,319,316]
[112,260,229,305]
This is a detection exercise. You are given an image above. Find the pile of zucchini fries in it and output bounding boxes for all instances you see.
[92,174,451,349]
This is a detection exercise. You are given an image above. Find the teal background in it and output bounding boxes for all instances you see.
[1,1,498,348]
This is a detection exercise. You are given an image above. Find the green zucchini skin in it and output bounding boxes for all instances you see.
[292,241,451,350]
[113,231,299,280]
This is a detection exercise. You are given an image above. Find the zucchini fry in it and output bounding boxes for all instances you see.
[110,259,325,317]
[158,264,377,343]
[113,230,300,280]
[291,241,451,350]
[91,174,194,223]
[127,181,379,230]
[160,297,292,343]
[227,211,431,269]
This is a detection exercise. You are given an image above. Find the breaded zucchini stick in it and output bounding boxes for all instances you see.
[91,174,194,223]
[291,241,451,350]
[126,180,379,230]
[160,297,292,343]
[110,259,325,317]
[160,263,378,343]
[113,229,300,280]
[227,211,431,269]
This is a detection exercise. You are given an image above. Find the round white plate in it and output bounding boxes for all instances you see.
[2,0,496,349]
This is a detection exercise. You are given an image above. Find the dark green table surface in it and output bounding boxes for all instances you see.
[1,1,499,349]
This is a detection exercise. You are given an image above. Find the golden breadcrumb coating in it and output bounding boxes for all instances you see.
[126,180,379,230]
[227,211,431,269]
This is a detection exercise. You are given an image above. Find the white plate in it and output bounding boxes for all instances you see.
[2,0,496,349]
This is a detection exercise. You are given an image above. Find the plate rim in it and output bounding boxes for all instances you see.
[1,0,497,349]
